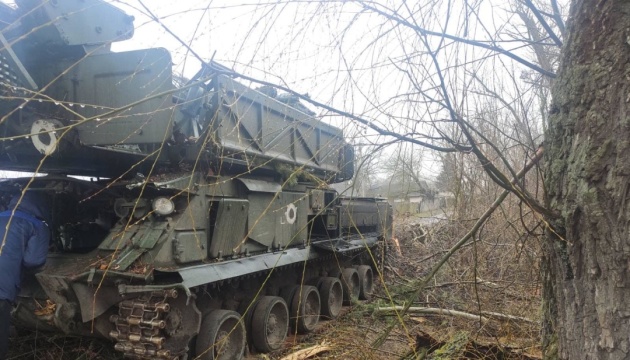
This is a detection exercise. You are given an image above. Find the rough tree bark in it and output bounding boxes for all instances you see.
[545,0,630,359]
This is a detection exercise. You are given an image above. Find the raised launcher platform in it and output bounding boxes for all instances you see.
[0,1,353,183]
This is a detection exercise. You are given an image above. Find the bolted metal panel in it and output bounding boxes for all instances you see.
[246,191,307,250]
[340,197,392,236]
[247,193,277,249]
[172,231,208,264]
[209,198,249,258]
[57,48,175,145]
[274,192,307,249]
[340,199,380,228]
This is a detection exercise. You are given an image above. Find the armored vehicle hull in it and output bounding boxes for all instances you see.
[2,174,390,359]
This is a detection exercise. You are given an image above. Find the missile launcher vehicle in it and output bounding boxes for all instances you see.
[0,1,392,359]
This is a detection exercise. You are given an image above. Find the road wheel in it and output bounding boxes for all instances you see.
[341,268,360,305]
[195,310,246,360]
[251,296,289,352]
[316,277,343,319]
[286,285,320,333]
[356,265,374,300]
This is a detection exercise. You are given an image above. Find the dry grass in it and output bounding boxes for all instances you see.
[7,329,120,360]
[276,212,543,359]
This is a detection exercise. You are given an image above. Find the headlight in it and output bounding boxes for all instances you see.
[152,197,175,216]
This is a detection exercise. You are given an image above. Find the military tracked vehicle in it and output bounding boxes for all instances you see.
[0,1,392,359]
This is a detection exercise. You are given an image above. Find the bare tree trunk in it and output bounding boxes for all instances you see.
[545,1,630,359]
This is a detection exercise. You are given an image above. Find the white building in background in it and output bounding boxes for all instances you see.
[392,191,454,215]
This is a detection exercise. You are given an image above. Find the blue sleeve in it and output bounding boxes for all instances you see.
[22,228,49,269]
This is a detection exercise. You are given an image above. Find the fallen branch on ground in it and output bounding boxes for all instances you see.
[480,310,538,324]
[375,306,489,322]
[280,342,332,360]
[375,306,537,325]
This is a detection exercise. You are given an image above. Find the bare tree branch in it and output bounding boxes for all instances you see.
[356,0,557,78]
[522,0,563,47]
[550,0,566,36]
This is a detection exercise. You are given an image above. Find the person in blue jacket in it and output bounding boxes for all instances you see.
[0,191,51,360]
